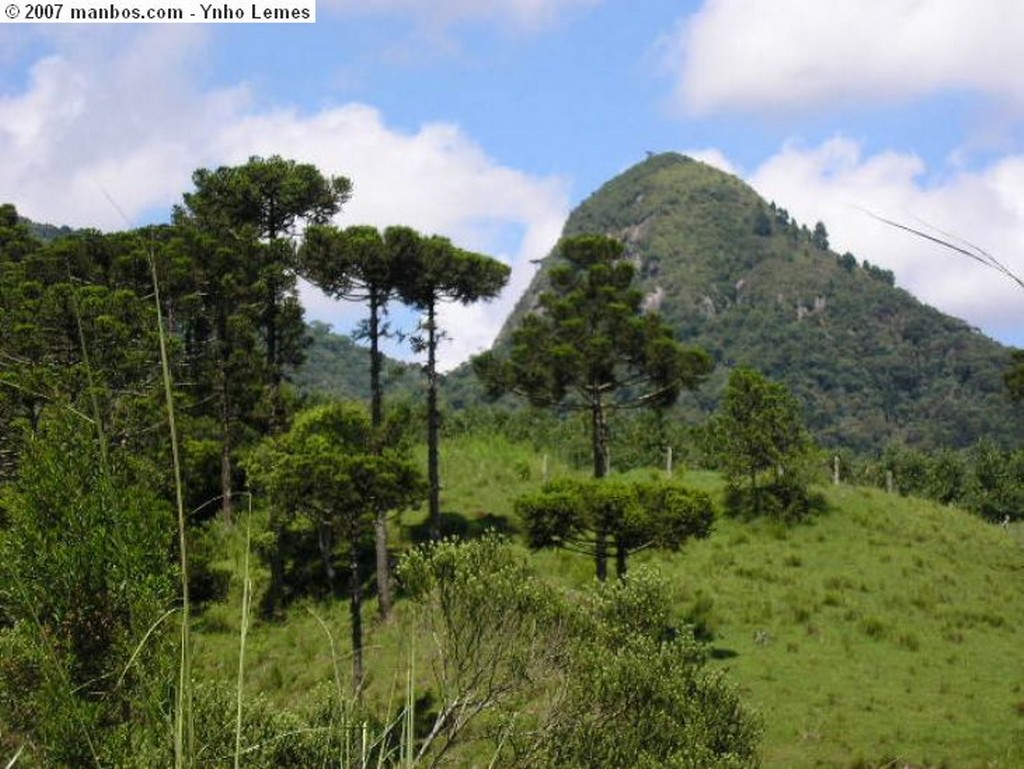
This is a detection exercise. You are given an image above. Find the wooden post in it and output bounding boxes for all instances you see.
[541,453,549,483]
[833,455,840,485]
[886,470,894,494]
[666,446,673,478]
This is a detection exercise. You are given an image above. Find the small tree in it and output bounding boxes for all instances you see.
[709,367,813,521]
[247,402,425,685]
[515,478,714,580]
[811,221,829,250]
[476,234,712,572]
[397,534,567,765]
[395,229,510,540]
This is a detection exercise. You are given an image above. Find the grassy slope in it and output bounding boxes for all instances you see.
[644,482,1024,768]
[194,437,1024,768]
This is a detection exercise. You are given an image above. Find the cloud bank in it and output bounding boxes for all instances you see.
[669,0,1024,113]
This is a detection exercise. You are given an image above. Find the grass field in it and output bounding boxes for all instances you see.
[194,435,1024,768]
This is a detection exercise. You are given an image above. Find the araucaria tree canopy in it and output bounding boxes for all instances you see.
[475,233,713,480]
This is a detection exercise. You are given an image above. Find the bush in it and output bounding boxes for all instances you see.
[398,537,761,768]
[516,478,715,579]
[0,409,176,765]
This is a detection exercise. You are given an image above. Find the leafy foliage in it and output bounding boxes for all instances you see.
[515,477,714,579]
[0,409,175,766]
[861,439,1024,522]
[172,156,352,514]
[246,401,425,679]
[708,368,814,522]
[398,535,760,768]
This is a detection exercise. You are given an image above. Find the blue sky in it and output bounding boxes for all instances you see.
[3,0,1024,368]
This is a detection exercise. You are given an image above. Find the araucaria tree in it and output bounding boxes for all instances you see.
[516,478,714,580]
[395,230,510,540]
[709,367,813,521]
[247,401,425,684]
[173,156,351,517]
[299,224,412,618]
[474,234,713,573]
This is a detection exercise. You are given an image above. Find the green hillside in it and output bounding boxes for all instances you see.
[499,153,1024,453]
[193,434,1024,768]
[20,214,75,243]
[290,320,422,401]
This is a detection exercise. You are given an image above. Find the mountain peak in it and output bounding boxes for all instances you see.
[501,155,1023,452]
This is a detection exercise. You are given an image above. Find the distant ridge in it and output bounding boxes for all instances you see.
[291,321,421,402]
[18,214,75,242]
[499,153,1024,452]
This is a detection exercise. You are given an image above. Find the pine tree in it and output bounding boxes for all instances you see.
[474,234,712,577]
[395,229,510,540]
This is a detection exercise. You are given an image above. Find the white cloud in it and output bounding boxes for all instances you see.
[683,148,739,176]
[669,0,1024,113]
[744,137,1024,342]
[0,30,569,371]
[324,0,597,30]
[0,27,247,229]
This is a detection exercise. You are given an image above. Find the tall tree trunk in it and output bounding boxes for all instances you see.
[265,269,284,433]
[369,291,383,430]
[219,366,234,521]
[373,514,391,619]
[591,388,609,479]
[369,291,393,619]
[427,302,441,541]
[615,538,628,580]
[264,514,284,619]
[591,388,609,580]
[349,532,364,692]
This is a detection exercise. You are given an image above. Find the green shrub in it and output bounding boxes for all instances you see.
[0,409,176,765]
[399,536,761,768]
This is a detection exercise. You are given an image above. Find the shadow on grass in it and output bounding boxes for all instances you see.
[723,483,833,525]
[406,510,518,544]
[709,647,739,660]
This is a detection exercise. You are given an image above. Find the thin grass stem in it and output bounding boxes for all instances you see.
[144,232,193,768]
[234,493,254,769]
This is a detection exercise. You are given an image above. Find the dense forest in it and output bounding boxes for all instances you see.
[1,154,1023,768]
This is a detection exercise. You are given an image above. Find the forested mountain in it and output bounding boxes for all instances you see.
[498,153,1024,452]
[291,321,421,401]
[19,213,76,242]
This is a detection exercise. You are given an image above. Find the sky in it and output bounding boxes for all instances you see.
[3,0,1024,369]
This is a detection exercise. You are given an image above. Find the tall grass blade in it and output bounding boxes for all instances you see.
[234,494,254,769]
[4,745,25,769]
[144,232,193,768]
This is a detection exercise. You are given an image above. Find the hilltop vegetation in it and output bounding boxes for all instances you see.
[291,320,421,401]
